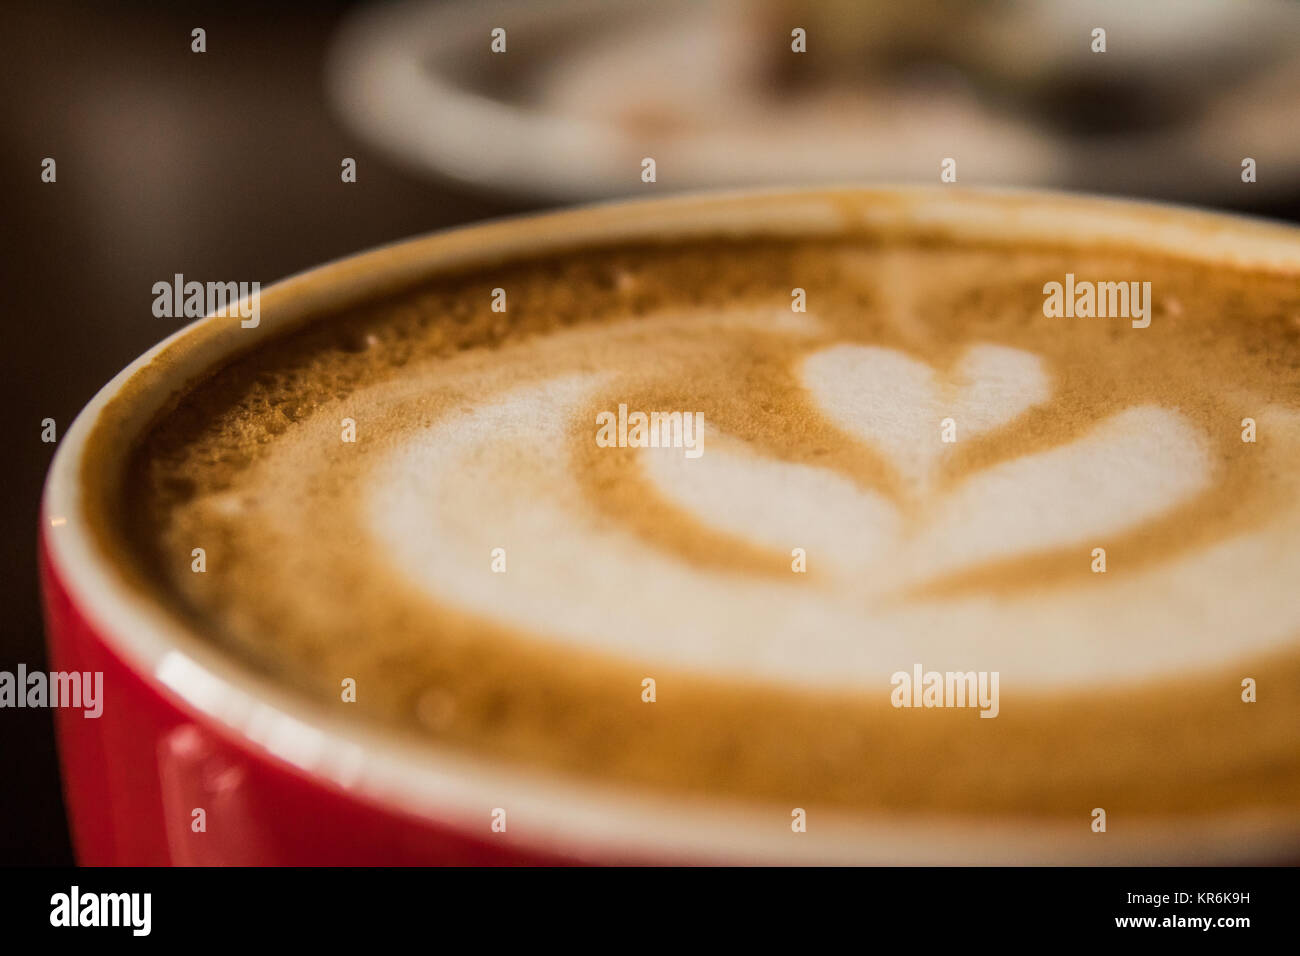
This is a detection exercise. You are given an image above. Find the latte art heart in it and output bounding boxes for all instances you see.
[365,329,1269,689]
[802,343,1051,493]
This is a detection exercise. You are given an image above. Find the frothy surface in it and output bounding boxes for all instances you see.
[124,236,1300,822]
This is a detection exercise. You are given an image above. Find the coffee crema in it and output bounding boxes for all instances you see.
[119,232,1300,833]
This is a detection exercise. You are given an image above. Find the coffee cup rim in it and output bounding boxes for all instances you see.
[41,184,1300,863]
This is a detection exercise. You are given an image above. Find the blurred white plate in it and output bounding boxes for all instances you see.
[326,0,1300,202]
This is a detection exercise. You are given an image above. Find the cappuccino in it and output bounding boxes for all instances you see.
[112,218,1300,846]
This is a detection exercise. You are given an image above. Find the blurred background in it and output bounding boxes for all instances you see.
[3,0,1299,865]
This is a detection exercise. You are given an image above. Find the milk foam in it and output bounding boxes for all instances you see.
[124,236,1300,825]
[350,315,1300,689]
[802,343,1051,492]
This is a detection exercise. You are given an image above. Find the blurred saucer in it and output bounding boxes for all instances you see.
[326,0,1300,202]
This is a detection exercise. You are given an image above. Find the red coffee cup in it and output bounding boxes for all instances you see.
[41,188,1300,865]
